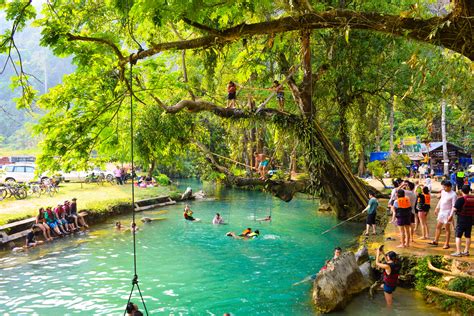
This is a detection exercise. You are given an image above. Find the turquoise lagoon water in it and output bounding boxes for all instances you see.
[0,182,444,315]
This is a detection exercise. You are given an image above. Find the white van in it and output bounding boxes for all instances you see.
[0,164,48,183]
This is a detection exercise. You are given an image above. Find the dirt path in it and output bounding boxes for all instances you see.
[364,178,473,263]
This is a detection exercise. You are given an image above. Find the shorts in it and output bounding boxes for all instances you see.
[383,283,397,294]
[437,210,451,224]
[366,213,376,225]
[259,160,269,167]
[48,222,57,229]
[410,213,415,223]
[397,216,411,226]
[276,92,284,100]
[456,216,472,238]
[60,219,68,226]
[228,92,236,100]
[422,205,430,213]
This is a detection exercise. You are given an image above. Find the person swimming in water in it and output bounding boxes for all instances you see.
[115,221,123,230]
[227,229,260,239]
[212,213,224,224]
[239,228,252,237]
[183,205,196,221]
[257,215,271,222]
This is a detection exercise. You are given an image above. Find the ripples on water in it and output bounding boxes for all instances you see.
[0,183,444,315]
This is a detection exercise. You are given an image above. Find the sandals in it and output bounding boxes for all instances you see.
[428,241,438,246]
[451,252,462,257]
[442,245,450,249]
[461,251,470,256]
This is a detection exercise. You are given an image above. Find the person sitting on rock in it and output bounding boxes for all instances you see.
[375,245,400,307]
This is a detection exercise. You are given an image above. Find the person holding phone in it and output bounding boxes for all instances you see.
[375,245,401,306]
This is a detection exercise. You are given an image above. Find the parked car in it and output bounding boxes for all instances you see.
[0,164,49,183]
[61,168,114,183]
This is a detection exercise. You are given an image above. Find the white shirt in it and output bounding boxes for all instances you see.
[436,189,457,216]
[212,216,224,224]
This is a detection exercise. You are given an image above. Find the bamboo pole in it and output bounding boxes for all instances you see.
[427,258,474,279]
[426,286,474,302]
[320,211,364,235]
[210,152,257,170]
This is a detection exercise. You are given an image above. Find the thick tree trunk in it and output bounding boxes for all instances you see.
[147,160,156,178]
[441,98,449,176]
[296,30,367,217]
[358,149,365,177]
[338,104,351,165]
[389,95,395,154]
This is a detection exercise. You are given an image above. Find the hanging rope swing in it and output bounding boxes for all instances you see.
[124,52,149,316]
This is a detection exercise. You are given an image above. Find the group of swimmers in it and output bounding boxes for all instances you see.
[182,204,266,239]
[25,198,89,249]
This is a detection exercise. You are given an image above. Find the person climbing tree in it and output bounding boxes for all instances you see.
[226,81,237,108]
[272,80,285,111]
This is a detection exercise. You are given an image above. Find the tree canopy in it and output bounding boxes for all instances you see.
[1,0,473,216]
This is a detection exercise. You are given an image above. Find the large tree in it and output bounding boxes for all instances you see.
[1,0,472,217]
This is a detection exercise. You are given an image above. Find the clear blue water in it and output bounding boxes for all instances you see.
[0,181,443,315]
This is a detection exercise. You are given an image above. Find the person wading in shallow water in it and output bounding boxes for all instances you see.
[375,245,400,307]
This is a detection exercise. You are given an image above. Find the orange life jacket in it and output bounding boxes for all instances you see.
[397,197,411,209]
[423,193,431,205]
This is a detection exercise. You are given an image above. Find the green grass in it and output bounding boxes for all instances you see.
[0,182,178,225]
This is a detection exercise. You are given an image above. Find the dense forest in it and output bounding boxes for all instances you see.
[0,0,472,216]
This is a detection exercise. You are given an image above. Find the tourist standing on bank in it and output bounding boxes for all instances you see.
[391,189,412,248]
[114,166,123,185]
[362,191,378,235]
[416,186,431,240]
[456,169,465,192]
[430,181,457,249]
[450,185,473,257]
[403,181,417,242]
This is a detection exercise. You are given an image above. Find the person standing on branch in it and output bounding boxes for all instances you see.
[226,81,237,108]
[450,185,473,257]
[272,80,285,111]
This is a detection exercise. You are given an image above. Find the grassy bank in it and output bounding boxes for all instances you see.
[0,182,179,225]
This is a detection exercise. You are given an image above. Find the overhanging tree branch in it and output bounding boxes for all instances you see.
[116,10,473,67]
[66,33,125,60]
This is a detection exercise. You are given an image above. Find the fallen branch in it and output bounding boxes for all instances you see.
[427,258,474,279]
[426,286,474,302]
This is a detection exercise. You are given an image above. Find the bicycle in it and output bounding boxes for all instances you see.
[27,182,42,198]
[2,183,28,200]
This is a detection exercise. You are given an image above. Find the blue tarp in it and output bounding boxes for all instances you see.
[369,152,390,162]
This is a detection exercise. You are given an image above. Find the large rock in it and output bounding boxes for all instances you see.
[354,245,369,265]
[181,187,193,200]
[312,252,370,313]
